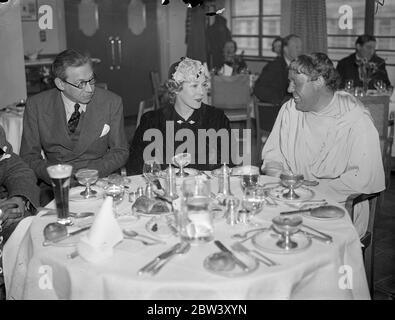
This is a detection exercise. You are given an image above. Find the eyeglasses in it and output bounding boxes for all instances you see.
[62,75,96,89]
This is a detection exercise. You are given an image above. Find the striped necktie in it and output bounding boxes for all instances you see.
[68,103,81,133]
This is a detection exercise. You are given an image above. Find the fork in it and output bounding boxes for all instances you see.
[231,227,269,239]
[149,242,191,275]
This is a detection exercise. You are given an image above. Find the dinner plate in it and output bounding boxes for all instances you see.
[211,165,260,177]
[159,168,200,179]
[203,251,258,277]
[267,186,315,203]
[252,228,312,254]
[69,187,104,202]
[302,205,346,221]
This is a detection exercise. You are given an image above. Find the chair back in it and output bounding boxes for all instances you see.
[254,98,281,153]
[150,71,161,110]
[211,74,251,109]
[136,98,155,128]
[360,95,389,140]
[359,95,392,187]
[345,192,381,297]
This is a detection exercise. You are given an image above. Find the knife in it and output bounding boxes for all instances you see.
[138,242,182,275]
[214,240,249,271]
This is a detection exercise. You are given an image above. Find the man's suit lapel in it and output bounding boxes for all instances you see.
[47,92,74,150]
[72,93,104,156]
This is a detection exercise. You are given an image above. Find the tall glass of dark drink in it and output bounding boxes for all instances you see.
[46,164,73,225]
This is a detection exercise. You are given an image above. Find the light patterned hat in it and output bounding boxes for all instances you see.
[172,57,208,84]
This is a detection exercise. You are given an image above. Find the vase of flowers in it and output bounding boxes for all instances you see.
[356,58,379,95]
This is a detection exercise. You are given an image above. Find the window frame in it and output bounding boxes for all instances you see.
[327,0,395,67]
[230,0,281,60]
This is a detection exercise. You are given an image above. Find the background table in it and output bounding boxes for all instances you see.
[0,110,23,154]
[3,175,369,300]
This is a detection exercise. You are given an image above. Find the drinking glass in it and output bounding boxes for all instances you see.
[104,180,125,217]
[374,79,386,93]
[172,153,192,177]
[240,174,259,191]
[75,169,99,199]
[142,160,161,183]
[345,79,354,93]
[178,177,213,244]
[46,164,73,225]
[242,187,263,215]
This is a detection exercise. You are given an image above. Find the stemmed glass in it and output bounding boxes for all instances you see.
[172,153,192,177]
[272,216,302,250]
[374,79,386,93]
[345,79,354,93]
[280,173,304,200]
[75,169,99,199]
[142,160,161,183]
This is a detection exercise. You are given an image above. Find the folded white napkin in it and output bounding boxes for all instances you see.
[77,196,123,263]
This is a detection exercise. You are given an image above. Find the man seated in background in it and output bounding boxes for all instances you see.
[0,125,39,299]
[20,49,129,206]
[336,34,391,90]
[253,34,302,144]
[261,53,385,237]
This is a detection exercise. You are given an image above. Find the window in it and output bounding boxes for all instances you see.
[326,0,395,82]
[326,0,366,62]
[230,0,281,58]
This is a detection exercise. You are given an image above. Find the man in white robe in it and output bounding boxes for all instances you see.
[262,53,385,237]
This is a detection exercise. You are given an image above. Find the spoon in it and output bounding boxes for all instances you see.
[122,229,166,244]
[231,227,269,239]
[42,223,90,246]
[280,205,344,219]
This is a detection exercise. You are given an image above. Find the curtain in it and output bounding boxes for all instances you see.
[290,0,328,54]
[185,6,208,63]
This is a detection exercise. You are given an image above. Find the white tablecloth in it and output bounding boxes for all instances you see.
[0,111,23,154]
[3,175,369,300]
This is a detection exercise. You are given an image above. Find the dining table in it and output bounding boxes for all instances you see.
[3,173,370,300]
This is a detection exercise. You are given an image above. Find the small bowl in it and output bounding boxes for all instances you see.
[280,173,304,189]
[272,215,303,235]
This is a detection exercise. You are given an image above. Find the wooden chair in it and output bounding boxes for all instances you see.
[150,71,161,110]
[136,98,155,128]
[345,192,381,297]
[359,95,393,188]
[211,74,252,127]
[253,99,281,154]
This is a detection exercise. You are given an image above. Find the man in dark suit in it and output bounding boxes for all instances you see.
[336,34,391,90]
[253,34,302,139]
[1,125,39,299]
[20,49,129,205]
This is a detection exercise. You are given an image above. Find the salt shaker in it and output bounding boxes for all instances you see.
[137,186,144,197]
[218,163,233,196]
[165,164,178,200]
[225,197,240,226]
[145,183,154,198]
